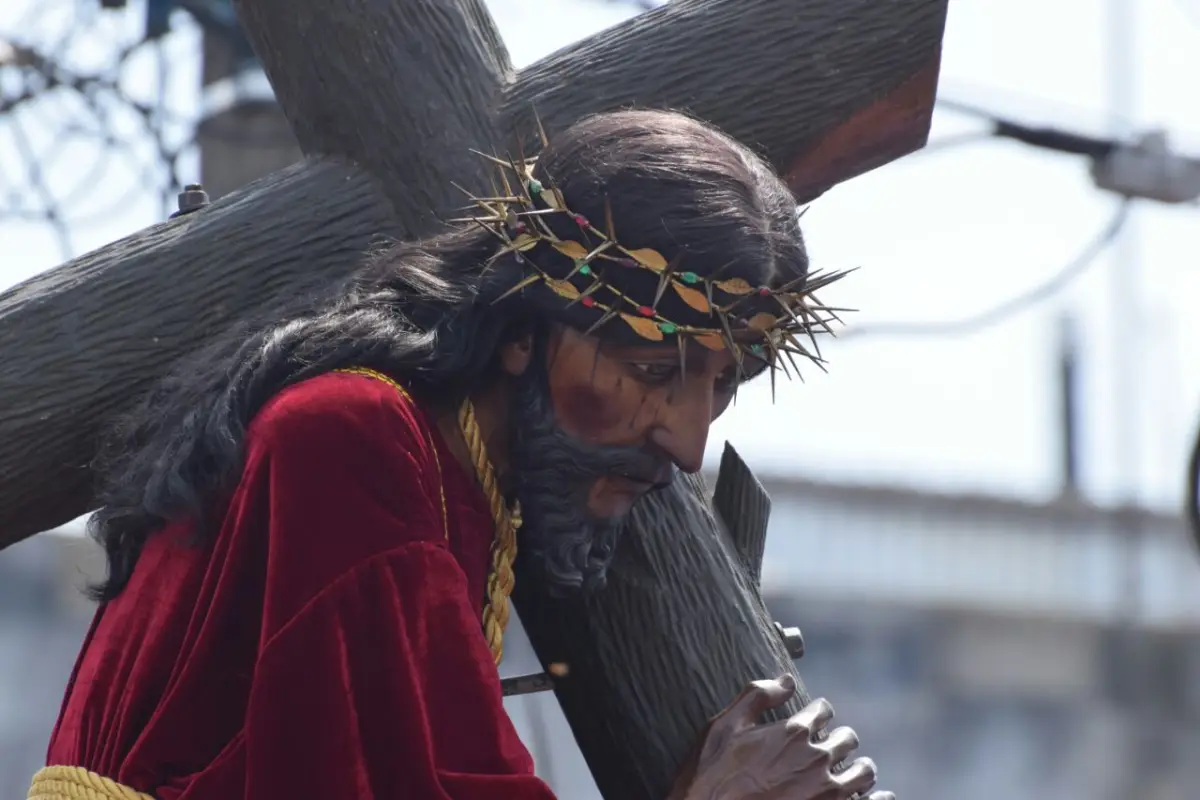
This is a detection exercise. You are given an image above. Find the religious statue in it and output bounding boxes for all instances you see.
[28,110,890,800]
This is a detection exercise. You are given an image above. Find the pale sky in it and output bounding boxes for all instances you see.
[3,0,1199,515]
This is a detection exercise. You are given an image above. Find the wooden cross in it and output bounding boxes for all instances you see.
[0,0,948,796]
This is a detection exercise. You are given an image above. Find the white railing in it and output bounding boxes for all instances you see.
[755,481,1200,630]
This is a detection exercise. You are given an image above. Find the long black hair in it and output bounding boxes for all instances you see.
[89,109,808,600]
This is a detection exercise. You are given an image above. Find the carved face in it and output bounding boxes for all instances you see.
[544,325,742,518]
[505,323,754,594]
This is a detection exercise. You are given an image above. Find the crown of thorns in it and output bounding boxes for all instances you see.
[454,143,852,382]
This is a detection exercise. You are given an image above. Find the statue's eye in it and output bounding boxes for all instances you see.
[628,362,679,385]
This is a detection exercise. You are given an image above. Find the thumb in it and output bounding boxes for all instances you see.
[723,673,796,728]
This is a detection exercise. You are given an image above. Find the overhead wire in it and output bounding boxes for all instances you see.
[837,200,1132,341]
[0,0,281,262]
[924,94,1200,554]
[828,97,1134,344]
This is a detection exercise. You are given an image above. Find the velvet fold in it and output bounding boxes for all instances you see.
[46,372,555,799]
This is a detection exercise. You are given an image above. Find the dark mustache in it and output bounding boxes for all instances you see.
[611,462,675,489]
[506,360,676,594]
[549,437,672,490]
[511,389,669,484]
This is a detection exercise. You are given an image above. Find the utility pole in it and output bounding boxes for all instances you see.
[1107,0,1138,520]
[1106,1,1152,797]
[1056,314,1082,500]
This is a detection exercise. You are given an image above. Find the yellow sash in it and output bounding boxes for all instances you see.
[27,766,154,800]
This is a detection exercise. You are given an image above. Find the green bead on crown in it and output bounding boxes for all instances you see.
[457,144,846,372]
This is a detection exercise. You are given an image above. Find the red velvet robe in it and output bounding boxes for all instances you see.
[46,371,556,799]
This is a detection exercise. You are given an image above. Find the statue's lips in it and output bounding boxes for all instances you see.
[609,467,673,494]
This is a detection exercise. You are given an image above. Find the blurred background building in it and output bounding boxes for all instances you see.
[3,0,1200,798]
[6,479,1199,799]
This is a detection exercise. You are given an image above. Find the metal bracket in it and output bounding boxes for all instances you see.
[500,671,556,697]
[774,621,805,660]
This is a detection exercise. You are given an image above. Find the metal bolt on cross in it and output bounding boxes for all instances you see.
[171,184,210,218]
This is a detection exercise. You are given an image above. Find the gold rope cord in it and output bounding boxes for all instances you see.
[458,396,522,666]
[27,766,154,800]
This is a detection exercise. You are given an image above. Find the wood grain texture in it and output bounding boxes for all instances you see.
[232,0,512,226]
[503,0,948,202]
[711,443,772,587]
[0,158,397,544]
[0,0,947,548]
[784,60,943,200]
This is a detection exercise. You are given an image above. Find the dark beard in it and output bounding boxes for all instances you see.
[507,368,673,596]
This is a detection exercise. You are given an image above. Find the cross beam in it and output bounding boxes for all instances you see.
[0,0,948,795]
[0,0,946,547]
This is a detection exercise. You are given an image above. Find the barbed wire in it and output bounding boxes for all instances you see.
[0,1,682,270]
[0,0,203,264]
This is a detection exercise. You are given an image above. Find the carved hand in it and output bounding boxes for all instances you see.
[668,674,892,800]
